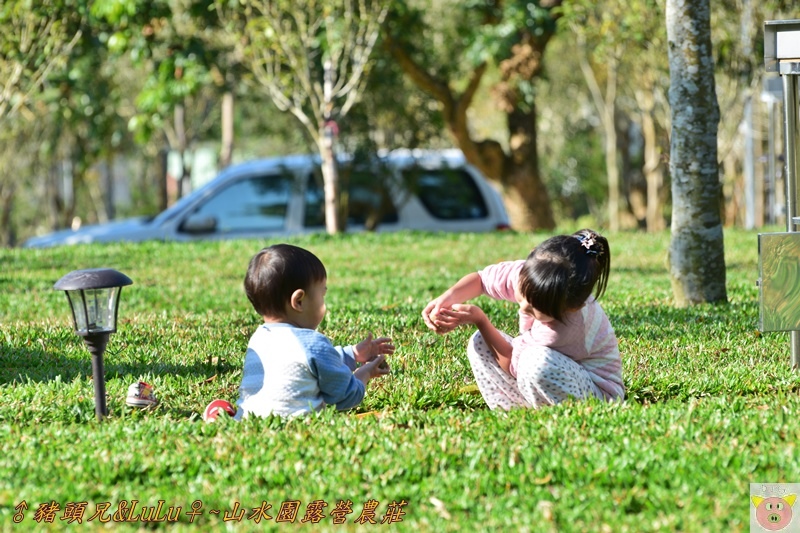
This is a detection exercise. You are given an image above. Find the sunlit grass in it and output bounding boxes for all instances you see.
[1,228,798,531]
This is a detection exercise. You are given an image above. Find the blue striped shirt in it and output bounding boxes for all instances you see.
[234,323,364,419]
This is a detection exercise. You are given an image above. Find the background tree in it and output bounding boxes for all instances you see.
[0,113,50,246]
[0,0,82,120]
[666,0,726,306]
[558,0,668,232]
[6,1,800,248]
[95,0,240,210]
[707,0,795,228]
[342,47,449,151]
[0,0,84,241]
[218,0,388,235]
[384,0,562,231]
[43,12,137,229]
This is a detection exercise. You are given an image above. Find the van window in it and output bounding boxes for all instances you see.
[403,167,488,220]
[304,168,399,228]
[184,174,292,233]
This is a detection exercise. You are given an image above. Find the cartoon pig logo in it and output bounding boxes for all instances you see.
[752,494,797,531]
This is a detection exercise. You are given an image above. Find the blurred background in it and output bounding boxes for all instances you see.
[1,0,795,247]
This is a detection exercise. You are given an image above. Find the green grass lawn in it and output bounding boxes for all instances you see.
[1,229,799,532]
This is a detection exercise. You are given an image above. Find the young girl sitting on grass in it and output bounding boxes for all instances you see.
[421,229,624,410]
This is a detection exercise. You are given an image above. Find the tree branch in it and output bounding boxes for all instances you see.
[383,32,453,106]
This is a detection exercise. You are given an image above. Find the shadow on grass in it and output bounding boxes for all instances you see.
[17,247,137,269]
[0,345,54,384]
[0,345,236,386]
[613,265,672,276]
[624,380,800,406]
[610,300,759,340]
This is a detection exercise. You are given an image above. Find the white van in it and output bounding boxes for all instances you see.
[23,149,511,247]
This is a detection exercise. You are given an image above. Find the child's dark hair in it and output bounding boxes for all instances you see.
[518,229,610,322]
[244,244,327,317]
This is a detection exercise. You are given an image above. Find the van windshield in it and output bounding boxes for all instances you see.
[150,178,220,226]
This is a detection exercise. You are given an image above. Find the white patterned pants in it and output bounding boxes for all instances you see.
[466,331,605,410]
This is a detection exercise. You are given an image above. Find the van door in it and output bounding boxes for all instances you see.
[302,165,400,232]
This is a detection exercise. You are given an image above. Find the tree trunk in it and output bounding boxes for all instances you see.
[158,148,169,213]
[752,98,765,227]
[103,156,115,221]
[578,42,620,231]
[50,159,76,231]
[86,167,108,224]
[0,183,15,247]
[445,85,555,231]
[666,0,727,306]
[636,86,666,232]
[604,103,620,231]
[500,106,554,229]
[174,104,190,201]
[219,91,234,169]
[319,125,342,235]
[722,151,739,227]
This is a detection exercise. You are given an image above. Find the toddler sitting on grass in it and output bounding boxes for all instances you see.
[204,244,392,421]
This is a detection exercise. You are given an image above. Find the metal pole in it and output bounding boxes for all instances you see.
[768,100,776,225]
[781,73,800,368]
[744,97,756,229]
[742,0,755,229]
[784,74,799,233]
[84,333,110,420]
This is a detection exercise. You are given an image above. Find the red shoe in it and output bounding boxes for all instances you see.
[203,399,236,422]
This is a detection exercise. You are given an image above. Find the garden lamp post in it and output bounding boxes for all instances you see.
[761,20,800,369]
[54,268,133,420]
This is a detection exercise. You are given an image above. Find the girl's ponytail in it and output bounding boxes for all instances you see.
[574,229,610,300]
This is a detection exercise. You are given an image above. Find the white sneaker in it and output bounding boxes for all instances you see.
[126,381,158,408]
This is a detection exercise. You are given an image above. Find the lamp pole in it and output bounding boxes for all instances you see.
[84,332,111,419]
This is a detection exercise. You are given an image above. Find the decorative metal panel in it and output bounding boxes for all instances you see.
[759,232,800,332]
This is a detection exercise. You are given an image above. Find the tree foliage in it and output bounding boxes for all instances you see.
[4,0,800,249]
[221,0,387,140]
[92,0,243,206]
[218,0,388,234]
[557,0,667,232]
[384,0,562,231]
[0,0,82,119]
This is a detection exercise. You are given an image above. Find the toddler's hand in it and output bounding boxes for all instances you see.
[354,354,391,384]
[354,332,395,363]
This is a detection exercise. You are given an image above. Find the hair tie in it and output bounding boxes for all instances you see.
[576,234,601,256]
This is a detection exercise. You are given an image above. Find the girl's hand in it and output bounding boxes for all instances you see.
[436,304,487,328]
[423,297,461,334]
[422,297,448,332]
[353,332,395,363]
[422,273,485,335]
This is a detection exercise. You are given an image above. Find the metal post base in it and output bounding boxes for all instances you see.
[83,333,110,420]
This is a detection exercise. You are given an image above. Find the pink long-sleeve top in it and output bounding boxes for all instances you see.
[478,260,625,400]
